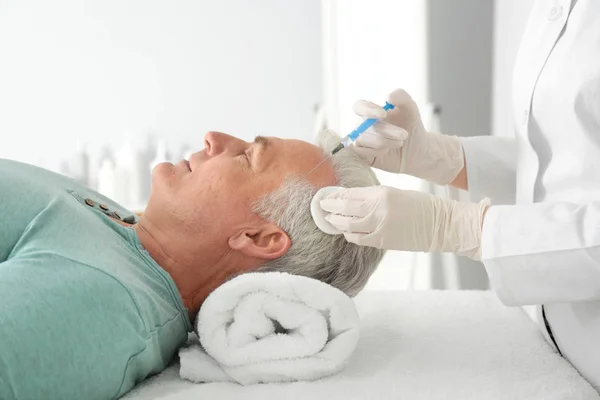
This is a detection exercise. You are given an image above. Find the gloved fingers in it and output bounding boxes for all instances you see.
[319,198,370,218]
[371,123,409,141]
[341,232,365,246]
[386,88,415,108]
[324,214,376,234]
[354,100,408,142]
[342,232,383,249]
[322,186,377,201]
[354,125,407,150]
[353,100,387,119]
[352,146,380,161]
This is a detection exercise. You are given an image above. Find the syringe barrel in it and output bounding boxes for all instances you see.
[347,102,395,142]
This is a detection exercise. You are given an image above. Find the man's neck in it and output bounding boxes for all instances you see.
[131,221,204,313]
[131,219,242,317]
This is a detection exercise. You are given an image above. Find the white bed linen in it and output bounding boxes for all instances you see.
[124,290,599,400]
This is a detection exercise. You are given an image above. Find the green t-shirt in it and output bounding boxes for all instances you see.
[0,159,192,400]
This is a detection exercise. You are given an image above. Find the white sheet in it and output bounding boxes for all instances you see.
[124,290,599,400]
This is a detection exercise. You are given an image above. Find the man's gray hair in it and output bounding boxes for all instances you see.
[252,130,385,297]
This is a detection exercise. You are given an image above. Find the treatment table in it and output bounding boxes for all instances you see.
[124,290,599,400]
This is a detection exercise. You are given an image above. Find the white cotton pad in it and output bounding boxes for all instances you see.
[311,186,345,235]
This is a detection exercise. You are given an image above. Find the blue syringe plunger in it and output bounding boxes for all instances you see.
[331,101,395,155]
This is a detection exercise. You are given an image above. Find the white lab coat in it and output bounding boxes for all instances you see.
[461,0,600,390]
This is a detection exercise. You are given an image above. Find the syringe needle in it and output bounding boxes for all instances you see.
[306,155,331,176]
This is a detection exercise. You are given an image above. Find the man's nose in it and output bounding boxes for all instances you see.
[204,131,233,156]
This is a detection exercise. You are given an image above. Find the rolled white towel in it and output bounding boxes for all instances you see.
[179,272,359,385]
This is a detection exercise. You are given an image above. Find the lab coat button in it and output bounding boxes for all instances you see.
[547,6,563,21]
[84,198,95,207]
[99,204,109,211]
[113,211,121,219]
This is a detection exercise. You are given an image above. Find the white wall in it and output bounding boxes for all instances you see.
[322,0,429,291]
[422,0,495,291]
[492,0,534,138]
[0,0,322,170]
[427,0,494,139]
[333,0,429,134]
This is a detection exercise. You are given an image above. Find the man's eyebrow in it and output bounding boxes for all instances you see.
[253,135,270,149]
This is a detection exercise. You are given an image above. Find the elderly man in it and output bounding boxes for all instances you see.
[0,130,384,399]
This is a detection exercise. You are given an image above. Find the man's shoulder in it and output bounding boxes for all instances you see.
[0,254,144,323]
[0,256,148,399]
[0,158,69,182]
[0,159,84,213]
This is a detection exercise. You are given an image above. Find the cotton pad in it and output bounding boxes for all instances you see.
[311,186,345,235]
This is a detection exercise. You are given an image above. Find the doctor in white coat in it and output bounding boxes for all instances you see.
[320,0,600,390]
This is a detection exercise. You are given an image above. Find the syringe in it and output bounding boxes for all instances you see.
[330,101,395,155]
[306,101,394,176]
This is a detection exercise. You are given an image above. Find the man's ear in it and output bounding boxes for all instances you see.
[228,223,291,260]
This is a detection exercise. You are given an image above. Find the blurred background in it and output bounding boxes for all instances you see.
[0,0,533,292]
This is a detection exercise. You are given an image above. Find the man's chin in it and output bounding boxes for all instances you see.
[151,161,174,173]
[149,162,178,190]
[150,162,177,181]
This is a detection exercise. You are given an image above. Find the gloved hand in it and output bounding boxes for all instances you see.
[353,89,465,186]
[320,186,490,260]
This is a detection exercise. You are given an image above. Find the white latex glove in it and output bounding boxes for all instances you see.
[320,186,490,260]
[353,89,465,186]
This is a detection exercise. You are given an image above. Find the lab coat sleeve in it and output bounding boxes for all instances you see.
[461,136,600,306]
[460,136,517,205]
[482,201,600,306]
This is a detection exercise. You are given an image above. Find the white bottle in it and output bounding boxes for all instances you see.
[150,139,171,172]
[139,135,155,202]
[114,136,136,207]
[58,159,71,178]
[97,158,117,200]
[69,142,90,186]
[179,144,194,161]
[129,146,146,207]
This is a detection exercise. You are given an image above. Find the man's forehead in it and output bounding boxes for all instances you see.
[272,137,317,150]
[276,137,336,185]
